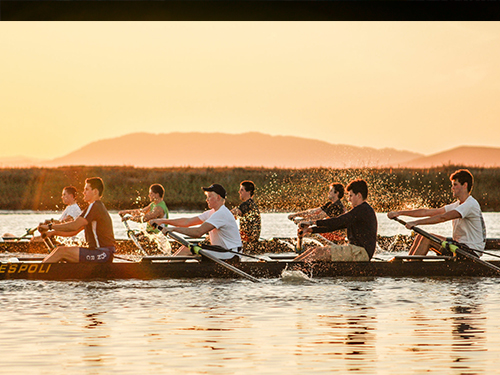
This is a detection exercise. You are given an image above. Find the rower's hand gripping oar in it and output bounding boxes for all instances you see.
[297,226,304,254]
[121,214,148,256]
[392,217,500,274]
[152,223,260,283]
[291,216,306,254]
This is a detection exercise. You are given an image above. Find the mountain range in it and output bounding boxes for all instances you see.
[1,132,500,169]
[45,132,421,169]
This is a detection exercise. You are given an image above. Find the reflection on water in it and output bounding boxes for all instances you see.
[3,278,500,374]
[2,210,500,374]
[314,284,377,373]
[449,283,487,375]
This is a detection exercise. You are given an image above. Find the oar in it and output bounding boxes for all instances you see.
[41,232,56,252]
[153,224,260,283]
[297,228,304,253]
[392,217,500,274]
[470,248,500,260]
[199,243,274,262]
[291,216,306,254]
[2,236,35,241]
[121,214,148,256]
[15,227,38,242]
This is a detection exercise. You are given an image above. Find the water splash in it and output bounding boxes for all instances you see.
[259,167,454,213]
[281,268,315,282]
[135,222,172,255]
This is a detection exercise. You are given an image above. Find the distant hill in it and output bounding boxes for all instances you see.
[43,132,422,168]
[401,146,500,168]
[0,156,43,168]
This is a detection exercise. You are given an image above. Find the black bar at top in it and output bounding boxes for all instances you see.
[1,1,500,22]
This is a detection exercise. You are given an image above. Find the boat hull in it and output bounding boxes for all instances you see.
[3,237,500,255]
[1,259,500,281]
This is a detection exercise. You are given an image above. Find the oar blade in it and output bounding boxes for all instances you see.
[122,218,148,256]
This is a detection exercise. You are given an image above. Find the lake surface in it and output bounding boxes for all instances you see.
[1,211,500,374]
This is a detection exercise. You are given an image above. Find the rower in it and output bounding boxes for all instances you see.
[31,186,83,243]
[230,180,261,252]
[150,183,242,262]
[387,169,486,259]
[294,179,377,262]
[38,177,116,263]
[118,183,169,234]
[288,182,347,243]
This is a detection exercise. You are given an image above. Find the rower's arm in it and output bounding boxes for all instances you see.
[406,209,461,228]
[142,205,164,222]
[231,207,242,217]
[119,208,141,216]
[51,229,82,238]
[39,216,88,237]
[288,207,323,220]
[171,222,215,238]
[129,204,152,222]
[151,216,203,227]
[388,207,445,219]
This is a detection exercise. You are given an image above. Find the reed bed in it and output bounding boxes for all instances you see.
[0,166,498,212]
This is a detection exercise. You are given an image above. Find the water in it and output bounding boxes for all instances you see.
[1,211,500,374]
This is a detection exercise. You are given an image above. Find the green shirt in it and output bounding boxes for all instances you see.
[147,200,169,233]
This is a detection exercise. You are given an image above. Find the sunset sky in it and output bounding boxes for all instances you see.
[1,22,500,160]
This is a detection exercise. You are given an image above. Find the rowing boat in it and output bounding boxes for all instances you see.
[0,237,295,255]
[2,236,500,255]
[1,255,500,281]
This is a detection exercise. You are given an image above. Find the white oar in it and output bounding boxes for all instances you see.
[121,214,148,256]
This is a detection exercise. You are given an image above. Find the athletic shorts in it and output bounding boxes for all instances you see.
[328,243,369,262]
[79,247,115,263]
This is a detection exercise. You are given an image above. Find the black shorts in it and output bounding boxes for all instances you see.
[78,247,115,263]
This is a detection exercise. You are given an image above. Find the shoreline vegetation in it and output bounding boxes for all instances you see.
[1,166,499,212]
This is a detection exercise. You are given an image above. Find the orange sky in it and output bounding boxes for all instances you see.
[1,22,500,160]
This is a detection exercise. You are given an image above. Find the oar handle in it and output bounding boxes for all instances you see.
[295,221,310,254]
[297,230,304,253]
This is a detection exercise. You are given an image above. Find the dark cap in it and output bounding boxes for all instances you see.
[202,183,226,199]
